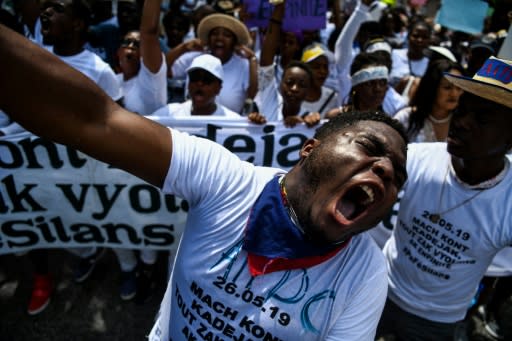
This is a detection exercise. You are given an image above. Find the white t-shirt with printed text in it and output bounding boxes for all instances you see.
[148,129,388,341]
[384,143,512,323]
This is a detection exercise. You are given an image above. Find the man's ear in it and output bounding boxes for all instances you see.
[299,138,320,158]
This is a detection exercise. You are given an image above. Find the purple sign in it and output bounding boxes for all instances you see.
[243,0,327,32]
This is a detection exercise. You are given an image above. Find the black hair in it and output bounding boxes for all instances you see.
[162,11,191,33]
[314,110,408,145]
[407,59,464,138]
[285,60,314,85]
[356,21,382,48]
[349,52,384,75]
[70,0,92,29]
[407,17,431,36]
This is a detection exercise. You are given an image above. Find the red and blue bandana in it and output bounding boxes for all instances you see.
[243,176,350,276]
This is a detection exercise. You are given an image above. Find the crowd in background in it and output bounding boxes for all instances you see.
[0,0,511,340]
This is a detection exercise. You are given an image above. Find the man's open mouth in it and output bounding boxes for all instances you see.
[337,184,376,221]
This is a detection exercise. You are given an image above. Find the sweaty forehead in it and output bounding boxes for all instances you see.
[351,120,406,151]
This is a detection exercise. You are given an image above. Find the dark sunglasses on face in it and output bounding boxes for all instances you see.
[121,38,140,48]
[188,70,218,84]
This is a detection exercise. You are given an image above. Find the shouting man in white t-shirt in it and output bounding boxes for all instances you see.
[0,22,410,340]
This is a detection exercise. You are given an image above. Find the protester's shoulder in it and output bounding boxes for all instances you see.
[84,50,117,73]
[407,142,448,165]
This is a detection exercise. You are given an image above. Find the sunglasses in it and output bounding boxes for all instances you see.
[121,38,140,48]
[188,70,218,84]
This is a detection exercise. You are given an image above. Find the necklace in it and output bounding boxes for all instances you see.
[428,113,452,124]
[429,160,509,223]
[279,175,304,233]
[428,167,483,224]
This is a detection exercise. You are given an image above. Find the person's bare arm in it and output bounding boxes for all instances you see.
[236,44,258,99]
[259,2,285,67]
[0,24,172,188]
[140,0,163,73]
[165,38,204,77]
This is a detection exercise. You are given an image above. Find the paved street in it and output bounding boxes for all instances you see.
[0,249,169,341]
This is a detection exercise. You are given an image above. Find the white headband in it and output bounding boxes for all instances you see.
[365,41,392,54]
[351,66,389,87]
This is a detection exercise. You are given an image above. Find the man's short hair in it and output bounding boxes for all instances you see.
[314,110,408,145]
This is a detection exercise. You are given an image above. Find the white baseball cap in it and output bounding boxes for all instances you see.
[186,54,224,81]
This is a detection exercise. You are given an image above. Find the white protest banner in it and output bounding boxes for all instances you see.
[0,117,318,254]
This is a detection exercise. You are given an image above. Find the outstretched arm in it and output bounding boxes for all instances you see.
[0,24,172,188]
[259,2,285,67]
[140,0,164,73]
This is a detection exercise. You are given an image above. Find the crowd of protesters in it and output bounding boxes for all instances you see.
[0,0,512,340]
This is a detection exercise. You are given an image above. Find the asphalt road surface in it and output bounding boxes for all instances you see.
[0,249,169,341]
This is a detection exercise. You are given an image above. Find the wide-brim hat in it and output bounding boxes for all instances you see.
[445,56,512,109]
[197,13,251,46]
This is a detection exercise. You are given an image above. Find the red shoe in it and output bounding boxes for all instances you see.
[27,274,52,315]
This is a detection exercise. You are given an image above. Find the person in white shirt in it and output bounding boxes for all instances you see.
[110,0,168,304]
[152,54,239,118]
[252,2,320,128]
[389,19,431,102]
[115,0,167,116]
[333,0,405,116]
[1,22,410,339]
[22,0,122,316]
[300,43,339,118]
[166,13,258,114]
[376,56,512,341]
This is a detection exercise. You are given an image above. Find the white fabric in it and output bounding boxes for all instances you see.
[56,48,123,101]
[148,129,388,341]
[151,100,241,118]
[393,106,438,142]
[368,0,388,21]
[334,2,371,105]
[0,110,11,128]
[118,55,168,115]
[254,64,283,121]
[300,86,338,117]
[390,48,429,86]
[351,66,388,87]
[113,248,139,272]
[486,247,512,276]
[0,121,25,135]
[384,143,512,323]
[113,248,158,271]
[187,54,224,79]
[172,51,250,114]
[24,18,51,50]
[383,86,407,116]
